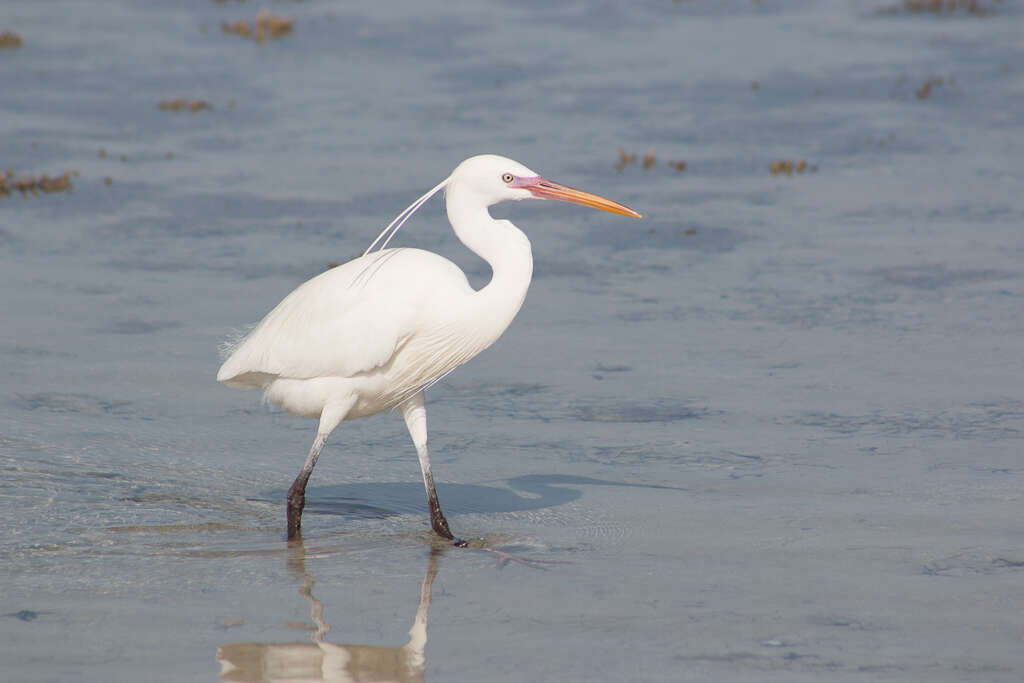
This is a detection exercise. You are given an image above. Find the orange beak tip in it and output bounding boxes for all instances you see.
[529,180,642,220]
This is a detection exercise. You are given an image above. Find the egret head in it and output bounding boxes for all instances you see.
[449,154,541,205]
[450,154,641,218]
[364,154,640,256]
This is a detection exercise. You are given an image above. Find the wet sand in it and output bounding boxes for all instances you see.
[2,1,1023,681]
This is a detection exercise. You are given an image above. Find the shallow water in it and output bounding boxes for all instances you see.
[3,1,1024,681]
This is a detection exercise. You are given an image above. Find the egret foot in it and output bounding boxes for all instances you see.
[426,483,461,544]
[430,512,465,546]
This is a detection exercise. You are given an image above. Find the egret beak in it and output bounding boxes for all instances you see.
[526,178,642,219]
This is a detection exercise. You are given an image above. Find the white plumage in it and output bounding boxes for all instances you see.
[217,154,640,542]
[219,247,500,416]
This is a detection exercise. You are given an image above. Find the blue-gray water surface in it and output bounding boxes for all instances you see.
[3,1,1023,681]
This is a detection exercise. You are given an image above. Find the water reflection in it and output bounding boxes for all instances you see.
[218,543,442,683]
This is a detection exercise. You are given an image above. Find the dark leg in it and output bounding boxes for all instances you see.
[284,400,354,539]
[399,395,559,565]
[423,468,464,544]
[287,433,327,539]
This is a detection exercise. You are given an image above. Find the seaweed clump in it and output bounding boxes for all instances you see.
[770,160,818,177]
[0,170,76,198]
[159,98,212,112]
[615,147,688,174]
[0,31,22,48]
[222,10,294,43]
[877,0,999,15]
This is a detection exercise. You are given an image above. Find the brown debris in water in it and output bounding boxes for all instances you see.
[159,98,212,112]
[0,170,76,198]
[222,10,294,43]
[222,19,251,37]
[619,148,819,178]
[0,31,22,48]
[617,148,689,174]
[915,76,947,99]
[642,148,656,170]
[615,147,637,172]
[253,9,294,41]
[877,0,998,15]
[38,173,73,193]
[770,160,818,177]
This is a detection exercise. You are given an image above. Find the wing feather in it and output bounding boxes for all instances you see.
[216,248,469,388]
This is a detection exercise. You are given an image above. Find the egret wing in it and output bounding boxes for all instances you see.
[217,249,458,388]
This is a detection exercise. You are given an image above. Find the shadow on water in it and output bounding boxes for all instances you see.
[218,541,444,683]
[260,474,685,520]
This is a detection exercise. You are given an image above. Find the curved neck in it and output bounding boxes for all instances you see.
[445,184,533,341]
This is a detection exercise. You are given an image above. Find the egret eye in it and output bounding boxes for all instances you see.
[501,173,515,184]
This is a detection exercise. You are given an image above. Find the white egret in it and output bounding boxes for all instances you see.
[217,154,641,543]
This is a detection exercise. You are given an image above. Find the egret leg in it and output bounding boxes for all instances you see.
[286,434,326,540]
[401,392,465,546]
[286,399,354,540]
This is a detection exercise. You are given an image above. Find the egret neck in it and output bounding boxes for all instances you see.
[445,182,534,348]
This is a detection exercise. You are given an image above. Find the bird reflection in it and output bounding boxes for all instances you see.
[218,543,442,682]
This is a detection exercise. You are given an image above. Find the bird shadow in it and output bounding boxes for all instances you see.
[256,474,683,520]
